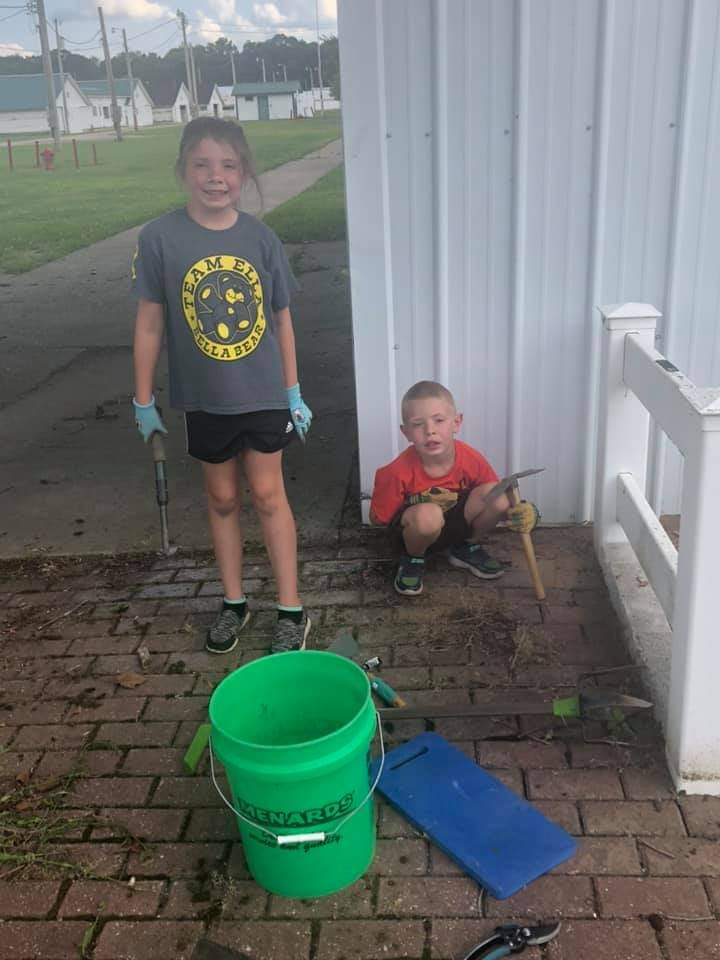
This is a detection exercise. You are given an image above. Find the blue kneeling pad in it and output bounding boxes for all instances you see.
[373,732,576,899]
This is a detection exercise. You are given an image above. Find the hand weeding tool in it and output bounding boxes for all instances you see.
[460,921,561,959]
[378,687,652,722]
[485,467,546,602]
[150,430,174,556]
[329,631,406,707]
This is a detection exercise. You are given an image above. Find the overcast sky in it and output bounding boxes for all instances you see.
[0,0,337,61]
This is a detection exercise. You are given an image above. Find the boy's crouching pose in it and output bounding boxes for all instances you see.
[370,381,539,596]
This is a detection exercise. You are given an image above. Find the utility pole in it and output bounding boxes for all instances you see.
[121,29,138,132]
[257,57,266,83]
[279,63,287,82]
[188,41,199,116]
[33,0,61,149]
[54,19,70,135]
[314,0,325,115]
[98,6,122,140]
[177,10,198,118]
[230,52,238,119]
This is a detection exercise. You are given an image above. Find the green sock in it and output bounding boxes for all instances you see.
[223,596,247,616]
[277,604,303,624]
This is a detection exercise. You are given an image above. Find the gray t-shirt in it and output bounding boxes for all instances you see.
[132,208,299,414]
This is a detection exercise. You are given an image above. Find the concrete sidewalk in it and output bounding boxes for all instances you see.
[1,526,717,959]
[0,141,346,559]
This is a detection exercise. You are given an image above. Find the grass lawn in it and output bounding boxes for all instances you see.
[0,116,341,273]
[265,165,346,244]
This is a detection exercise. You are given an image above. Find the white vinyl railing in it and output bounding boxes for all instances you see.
[595,303,720,794]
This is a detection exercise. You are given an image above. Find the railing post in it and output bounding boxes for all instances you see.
[667,416,720,790]
[594,303,661,551]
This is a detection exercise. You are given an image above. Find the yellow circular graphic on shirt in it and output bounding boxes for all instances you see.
[181,255,266,361]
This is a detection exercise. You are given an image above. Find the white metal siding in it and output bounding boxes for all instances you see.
[268,92,294,119]
[339,0,720,521]
[235,97,258,122]
[0,109,47,133]
[172,88,191,124]
[0,102,91,135]
[87,93,153,129]
[63,84,92,133]
[297,89,341,115]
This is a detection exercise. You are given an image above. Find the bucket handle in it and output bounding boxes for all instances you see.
[209,711,385,847]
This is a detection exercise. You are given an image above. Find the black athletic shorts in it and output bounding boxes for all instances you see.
[185,409,295,463]
[390,491,472,554]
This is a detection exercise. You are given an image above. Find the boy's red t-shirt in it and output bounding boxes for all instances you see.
[370,440,498,525]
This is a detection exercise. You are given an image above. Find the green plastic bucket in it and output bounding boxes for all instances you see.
[208,650,381,898]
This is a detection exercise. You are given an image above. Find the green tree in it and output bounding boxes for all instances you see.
[0,33,339,108]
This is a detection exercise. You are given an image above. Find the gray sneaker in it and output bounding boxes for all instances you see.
[271,613,311,654]
[206,606,250,655]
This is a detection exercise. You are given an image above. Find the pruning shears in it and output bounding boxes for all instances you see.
[460,921,561,960]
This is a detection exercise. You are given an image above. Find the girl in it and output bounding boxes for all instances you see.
[131,117,312,656]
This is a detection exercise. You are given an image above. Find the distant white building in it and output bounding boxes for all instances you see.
[77,78,154,129]
[231,81,300,121]
[297,86,340,117]
[152,104,173,124]
[0,73,92,135]
[170,82,192,124]
[206,84,236,119]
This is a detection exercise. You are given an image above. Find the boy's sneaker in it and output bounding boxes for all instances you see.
[271,612,311,654]
[448,542,504,580]
[394,554,425,596]
[206,606,250,654]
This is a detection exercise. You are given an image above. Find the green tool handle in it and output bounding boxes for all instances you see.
[369,675,406,708]
[183,723,211,775]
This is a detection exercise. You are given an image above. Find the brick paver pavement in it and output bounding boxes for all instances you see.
[1,527,718,959]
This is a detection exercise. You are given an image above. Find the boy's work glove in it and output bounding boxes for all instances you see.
[286,383,312,441]
[133,395,168,443]
[507,500,540,534]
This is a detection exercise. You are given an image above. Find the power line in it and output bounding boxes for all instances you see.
[54,27,101,46]
[129,21,180,54]
[59,34,104,48]
[0,8,23,21]
[126,18,177,41]
[146,28,180,54]
[35,14,102,49]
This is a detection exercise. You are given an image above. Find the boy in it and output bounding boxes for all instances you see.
[370,381,539,596]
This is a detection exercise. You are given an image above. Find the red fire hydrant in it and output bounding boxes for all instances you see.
[40,148,54,171]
